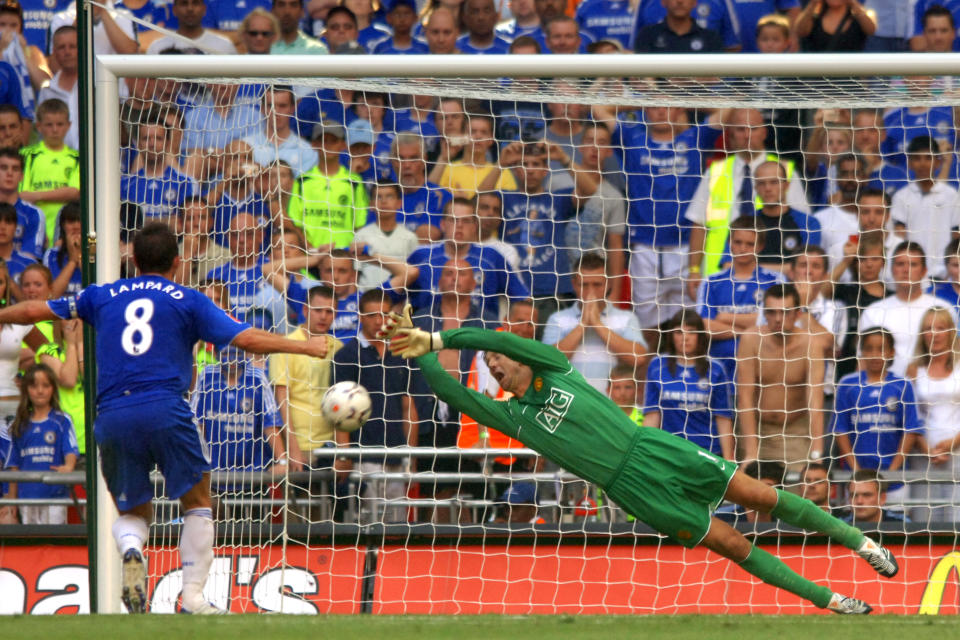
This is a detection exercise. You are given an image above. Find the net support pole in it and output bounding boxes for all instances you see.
[93,59,122,615]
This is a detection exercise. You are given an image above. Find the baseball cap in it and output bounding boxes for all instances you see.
[499,482,538,505]
[311,120,346,141]
[346,119,376,147]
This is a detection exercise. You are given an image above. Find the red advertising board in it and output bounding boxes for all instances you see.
[1,542,958,614]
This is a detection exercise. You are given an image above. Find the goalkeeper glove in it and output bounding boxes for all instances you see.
[388,328,443,359]
[376,303,414,340]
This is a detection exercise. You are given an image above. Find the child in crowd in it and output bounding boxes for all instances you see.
[0,202,36,286]
[834,328,923,509]
[4,363,78,525]
[373,0,430,54]
[19,99,79,244]
[42,202,81,296]
[643,309,735,461]
[353,182,419,289]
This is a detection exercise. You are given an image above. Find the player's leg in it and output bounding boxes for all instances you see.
[724,471,898,577]
[151,399,222,614]
[700,517,870,613]
[114,502,152,614]
[97,409,155,614]
[178,473,220,614]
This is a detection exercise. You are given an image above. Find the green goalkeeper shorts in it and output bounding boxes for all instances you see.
[604,426,737,548]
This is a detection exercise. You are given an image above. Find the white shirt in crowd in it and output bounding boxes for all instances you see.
[0,324,31,396]
[352,222,419,290]
[147,30,236,55]
[890,181,960,280]
[858,293,958,377]
[915,365,960,449]
[814,204,859,258]
[541,302,646,392]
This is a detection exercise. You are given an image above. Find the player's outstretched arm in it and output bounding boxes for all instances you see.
[440,327,571,372]
[232,328,328,358]
[416,353,520,439]
[0,300,60,325]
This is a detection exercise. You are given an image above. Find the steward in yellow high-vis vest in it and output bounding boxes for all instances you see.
[701,154,796,276]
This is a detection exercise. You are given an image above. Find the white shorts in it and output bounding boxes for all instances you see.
[19,505,67,525]
[630,243,690,329]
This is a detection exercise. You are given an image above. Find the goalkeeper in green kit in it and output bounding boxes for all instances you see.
[379,307,899,614]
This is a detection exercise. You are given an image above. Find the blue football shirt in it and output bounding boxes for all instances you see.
[7,411,78,499]
[120,166,198,221]
[206,260,268,317]
[455,34,512,54]
[407,242,531,320]
[834,371,923,487]
[500,189,576,296]
[14,199,45,260]
[398,183,452,235]
[644,356,734,455]
[697,266,785,374]
[882,107,956,168]
[576,0,636,48]
[43,246,81,294]
[617,116,722,246]
[191,363,282,472]
[48,275,250,409]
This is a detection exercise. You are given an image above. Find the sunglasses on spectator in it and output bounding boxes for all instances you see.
[246,30,274,37]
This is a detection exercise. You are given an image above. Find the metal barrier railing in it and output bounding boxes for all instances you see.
[2,447,958,523]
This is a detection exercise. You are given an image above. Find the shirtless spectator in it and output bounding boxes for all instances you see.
[736,283,826,471]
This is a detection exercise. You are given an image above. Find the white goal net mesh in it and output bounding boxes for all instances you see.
[110,67,960,614]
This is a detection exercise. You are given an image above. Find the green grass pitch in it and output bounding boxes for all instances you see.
[2,615,955,640]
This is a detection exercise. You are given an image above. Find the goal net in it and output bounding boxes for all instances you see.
[93,53,960,615]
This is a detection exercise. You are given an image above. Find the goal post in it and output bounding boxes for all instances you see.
[88,52,960,615]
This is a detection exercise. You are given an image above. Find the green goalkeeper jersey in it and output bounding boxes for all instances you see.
[417,327,640,489]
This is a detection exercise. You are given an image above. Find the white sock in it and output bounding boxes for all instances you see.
[179,507,214,609]
[112,514,148,556]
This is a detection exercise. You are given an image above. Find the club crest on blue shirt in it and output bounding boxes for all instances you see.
[697,4,711,17]
[697,379,710,391]
[164,189,178,203]
[784,236,798,250]
[44,431,56,444]
[885,397,898,413]
[241,397,253,413]
[691,39,704,51]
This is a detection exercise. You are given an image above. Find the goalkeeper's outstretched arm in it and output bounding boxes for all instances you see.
[436,327,571,373]
[415,352,520,439]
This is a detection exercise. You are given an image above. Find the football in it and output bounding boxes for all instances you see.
[321,381,372,433]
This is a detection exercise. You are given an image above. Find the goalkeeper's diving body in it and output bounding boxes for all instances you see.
[382,314,898,614]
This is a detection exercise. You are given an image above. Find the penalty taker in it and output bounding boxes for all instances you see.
[379,308,899,614]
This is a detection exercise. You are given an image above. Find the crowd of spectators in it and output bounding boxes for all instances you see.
[3,0,960,526]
